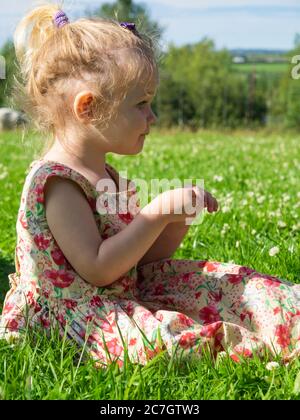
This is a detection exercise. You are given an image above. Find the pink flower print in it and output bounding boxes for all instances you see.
[33,184,44,204]
[234,346,253,358]
[101,320,114,333]
[214,332,225,352]
[106,338,123,357]
[144,345,163,360]
[129,338,137,346]
[117,277,131,293]
[2,301,15,315]
[44,269,75,288]
[118,212,134,224]
[90,296,103,308]
[26,292,34,305]
[208,290,223,302]
[285,309,300,321]
[42,289,50,299]
[51,248,67,266]
[63,299,78,311]
[87,197,96,212]
[238,266,255,276]
[154,283,164,296]
[205,262,219,272]
[177,313,195,328]
[230,354,241,363]
[57,313,67,326]
[50,165,67,171]
[179,331,197,349]
[263,278,281,288]
[19,210,28,229]
[273,307,281,316]
[275,324,291,348]
[240,310,253,322]
[200,321,222,338]
[195,291,202,299]
[197,261,207,269]
[7,318,19,331]
[40,315,50,328]
[123,301,135,317]
[26,291,41,313]
[182,272,194,284]
[199,304,221,325]
[34,233,50,251]
[227,274,244,285]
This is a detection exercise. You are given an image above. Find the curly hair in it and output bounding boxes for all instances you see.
[11,1,160,157]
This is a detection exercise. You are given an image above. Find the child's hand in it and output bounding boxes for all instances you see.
[144,185,218,224]
[204,190,219,213]
[186,185,218,214]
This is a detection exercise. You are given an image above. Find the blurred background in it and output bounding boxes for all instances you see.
[0,0,300,131]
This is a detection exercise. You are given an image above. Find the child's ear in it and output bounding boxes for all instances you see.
[73,91,94,122]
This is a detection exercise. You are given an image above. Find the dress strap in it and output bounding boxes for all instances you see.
[22,160,99,234]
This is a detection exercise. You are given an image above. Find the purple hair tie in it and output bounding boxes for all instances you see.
[120,22,136,32]
[53,10,70,29]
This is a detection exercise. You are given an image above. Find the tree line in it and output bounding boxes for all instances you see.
[0,0,298,130]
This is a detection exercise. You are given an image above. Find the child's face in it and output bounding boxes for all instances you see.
[101,77,158,155]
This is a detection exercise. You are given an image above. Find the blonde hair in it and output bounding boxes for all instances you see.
[11,1,160,157]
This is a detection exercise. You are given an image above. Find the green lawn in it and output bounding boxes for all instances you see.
[233,62,289,74]
[0,128,300,400]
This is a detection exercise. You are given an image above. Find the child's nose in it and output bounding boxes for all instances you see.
[148,108,158,125]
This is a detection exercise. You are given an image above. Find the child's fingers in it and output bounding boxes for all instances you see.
[206,193,219,213]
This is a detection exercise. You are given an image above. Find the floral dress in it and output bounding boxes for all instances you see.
[1,159,300,367]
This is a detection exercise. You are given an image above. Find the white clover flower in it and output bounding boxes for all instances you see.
[221,205,230,213]
[214,175,224,182]
[251,229,257,235]
[282,193,291,201]
[269,246,280,257]
[221,223,230,236]
[236,241,240,248]
[278,221,287,228]
[266,361,280,371]
[257,195,265,204]
[292,223,300,231]
[0,171,8,180]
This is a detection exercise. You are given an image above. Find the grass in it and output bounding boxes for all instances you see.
[233,63,289,74]
[0,128,300,400]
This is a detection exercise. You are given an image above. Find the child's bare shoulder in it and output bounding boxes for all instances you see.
[44,176,103,285]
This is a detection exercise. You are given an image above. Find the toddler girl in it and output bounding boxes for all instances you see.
[1,3,300,368]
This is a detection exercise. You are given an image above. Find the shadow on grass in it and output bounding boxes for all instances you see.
[0,256,14,305]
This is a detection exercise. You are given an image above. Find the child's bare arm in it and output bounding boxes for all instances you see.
[137,222,190,266]
[44,177,168,287]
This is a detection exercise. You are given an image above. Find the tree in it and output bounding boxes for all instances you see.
[85,0,165,42]
[0,40,19,108]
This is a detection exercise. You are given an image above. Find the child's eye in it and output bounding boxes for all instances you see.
[137,101,148,107]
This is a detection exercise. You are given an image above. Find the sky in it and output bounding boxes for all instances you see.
[0,0,299,51]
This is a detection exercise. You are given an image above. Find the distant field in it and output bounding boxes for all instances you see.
[233,63,289,74]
